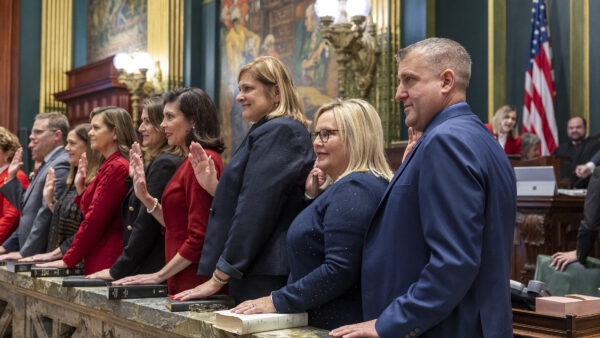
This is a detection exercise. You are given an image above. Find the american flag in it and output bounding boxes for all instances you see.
[522,0,558,155]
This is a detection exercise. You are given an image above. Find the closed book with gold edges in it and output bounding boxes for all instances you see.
[107,284,168,299]
[214,310,308,334]
[30,267,84,277]
[166,295,235,312]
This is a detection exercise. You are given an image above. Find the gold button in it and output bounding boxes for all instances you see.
[128,206,134,211]
[127,225,132,231]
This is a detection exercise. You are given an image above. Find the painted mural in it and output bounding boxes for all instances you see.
[219,0,338,159]
[87,0,147,64]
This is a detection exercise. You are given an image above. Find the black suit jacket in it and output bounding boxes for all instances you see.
[554,137,600,188]
[197,116,314,281]
[109,153,182,280]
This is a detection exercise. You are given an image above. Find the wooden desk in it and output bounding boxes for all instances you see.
[512,195,597,283]
[513,308,600,337]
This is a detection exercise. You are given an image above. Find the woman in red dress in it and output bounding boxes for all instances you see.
[38,107,137,275]
[0,127,30,244]
[486,104,522,155]
[113,88,224,294]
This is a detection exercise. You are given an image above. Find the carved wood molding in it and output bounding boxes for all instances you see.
[516,213,547,246]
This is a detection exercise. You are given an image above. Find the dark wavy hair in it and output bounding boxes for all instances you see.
[163,87,224,153]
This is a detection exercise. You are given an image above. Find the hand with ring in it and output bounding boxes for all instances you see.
[231,296,276,314]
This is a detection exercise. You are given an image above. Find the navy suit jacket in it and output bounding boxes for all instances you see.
[362,103,516,337]
[198,116,314,281]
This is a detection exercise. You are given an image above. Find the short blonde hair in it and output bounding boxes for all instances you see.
[314,99,393,187]
[0,127,21,161]
[238,56,309,128]
[492,105,519,139]
[89,106,137,160]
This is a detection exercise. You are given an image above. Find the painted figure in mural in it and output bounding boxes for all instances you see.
[295,4,329,88]
[260,34,279,59]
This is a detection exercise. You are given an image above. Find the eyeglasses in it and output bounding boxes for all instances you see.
[311,129,340,143]
[31,129,57,136]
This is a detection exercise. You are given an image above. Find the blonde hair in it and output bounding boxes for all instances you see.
[492,104,519,139]
[89,106,137,160]
[0,127,21,161]
[314,99,393,188]
[238,56,310,128]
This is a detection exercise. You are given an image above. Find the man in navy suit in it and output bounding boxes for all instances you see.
[331,38,516,337]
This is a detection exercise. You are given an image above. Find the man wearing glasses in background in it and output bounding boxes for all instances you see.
[0,113,70,259]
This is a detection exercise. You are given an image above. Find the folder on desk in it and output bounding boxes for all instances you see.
[514,166,557,196]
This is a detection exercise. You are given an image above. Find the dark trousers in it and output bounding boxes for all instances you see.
[229,275,287,304]
[577,166,600,264]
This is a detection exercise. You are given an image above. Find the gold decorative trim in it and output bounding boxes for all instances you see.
[488,0,506,122]
[39,0,72,114]
[569,0,589,127]
[426,0,435,37]
[147,0,184,91]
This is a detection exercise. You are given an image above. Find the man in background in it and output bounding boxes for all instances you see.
[0,113,70,259]
[553,116,600,188]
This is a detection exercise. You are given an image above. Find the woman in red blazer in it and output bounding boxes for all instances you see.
[38,107,137,275]
[113,88,224,294]
[0,127,30,244]
[486,104,522,155]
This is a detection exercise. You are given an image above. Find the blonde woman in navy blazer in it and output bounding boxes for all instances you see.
[173,56,314,303]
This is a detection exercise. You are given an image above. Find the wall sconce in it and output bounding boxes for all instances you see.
[113,52,157,126]
[315,0,376,98]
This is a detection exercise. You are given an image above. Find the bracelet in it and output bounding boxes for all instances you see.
[212,271,229,285]
[146,197,159,213]
[304,192,315,200]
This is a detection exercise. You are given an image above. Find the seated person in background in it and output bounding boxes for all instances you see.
[486,104,522,155]
[553,116,600,188]
[112,88,224,295]
[38,107,136,275]
[0,127,30,244]
[0,113,70,259]
[21,124,101,263]
[575,149,600,180]
[551,165,600,271]
[227,99,393,329]
[87,97,183,281]
[521,133,541,161]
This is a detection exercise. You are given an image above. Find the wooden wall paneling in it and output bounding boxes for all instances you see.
[0,0,20,133]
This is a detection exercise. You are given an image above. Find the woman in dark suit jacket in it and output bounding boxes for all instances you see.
[174,56,314,303]
[87,97,183,281]
[38,107,137,275]
[113,88,224,295]
[486,104,522,155]
[231,99,393,329]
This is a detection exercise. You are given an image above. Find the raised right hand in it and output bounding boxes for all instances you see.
[189,141,218,196]
[305,161,325,199]
[7,147,23,181]
[74,153,88,195]
[131,151,149,201]
[129,142,143,178]
[43,168,56,207]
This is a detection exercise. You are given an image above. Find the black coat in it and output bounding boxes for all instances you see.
[554,137,600,188]
[109,152,182,280]
[198,116,314,289]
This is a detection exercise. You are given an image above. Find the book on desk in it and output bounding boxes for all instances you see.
[213,310,308,335]
[62,275,111,287]
[107,284,168,299]
[30,267,84,277]
[165,295,235,312]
